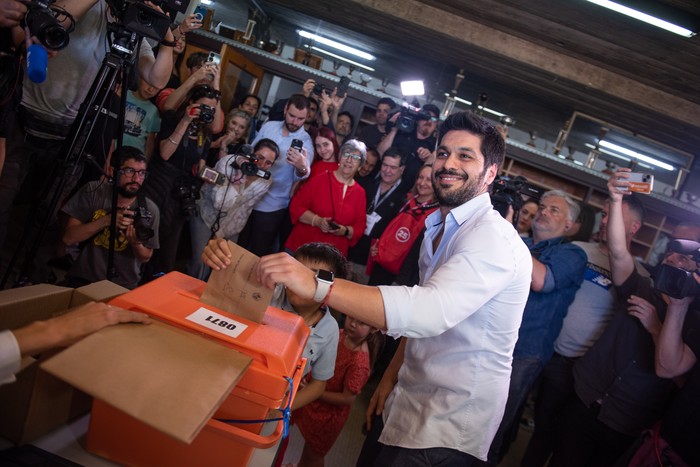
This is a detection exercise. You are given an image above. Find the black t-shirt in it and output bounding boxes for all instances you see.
[156,112,210,173]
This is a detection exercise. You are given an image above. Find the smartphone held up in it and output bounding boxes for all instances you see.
[621,172,654,194]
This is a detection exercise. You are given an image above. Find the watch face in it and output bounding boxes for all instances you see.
[317,269,334,283]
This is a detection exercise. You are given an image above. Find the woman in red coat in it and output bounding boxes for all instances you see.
[285,139,367,256]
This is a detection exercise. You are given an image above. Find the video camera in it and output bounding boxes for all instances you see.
[491,175,544,222]
[654,239,700,299]
[230,145,271,180]
[387,104,433,134]
[22,0,75,50]
[106,0,190,42]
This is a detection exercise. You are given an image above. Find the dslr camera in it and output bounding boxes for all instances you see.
[231,146,271,180]
[491,175,544,223]
[387,104,433,134]
[654,239,700,299]
[22,0,75,50]
[123,206,155,242]
[190,104,215,131]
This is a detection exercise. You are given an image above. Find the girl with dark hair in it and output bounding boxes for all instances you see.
[141,84,220,280]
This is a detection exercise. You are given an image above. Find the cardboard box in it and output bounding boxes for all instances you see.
[42,272,309,467]
[0,281,128,444]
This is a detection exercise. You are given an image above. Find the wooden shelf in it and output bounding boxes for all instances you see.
[503,141,700,261]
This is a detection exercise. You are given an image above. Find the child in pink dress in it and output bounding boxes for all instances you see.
[293,316,383,467]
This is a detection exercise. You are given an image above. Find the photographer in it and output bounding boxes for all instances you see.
[187,138,280,280]
[157,51,224,133]
[377,103,440,186]
[60,147,159,289]
[141,84,218,280]
[549,168,700,467]
[0,0,175,282]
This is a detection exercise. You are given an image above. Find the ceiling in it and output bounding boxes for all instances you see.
[214,0,700,194]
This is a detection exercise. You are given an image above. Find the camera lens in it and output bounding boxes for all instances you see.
[26,8,70,50]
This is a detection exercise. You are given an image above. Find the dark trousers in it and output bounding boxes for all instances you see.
[549,397,636,467]
[521,353,578,467]
[480,357,543,465]
[356,414,479,467]
[0,112,82,282]
[237,208,288,256]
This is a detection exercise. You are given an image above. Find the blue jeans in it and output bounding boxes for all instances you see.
[186,215,213,280]
[374,445,479,467]
[482,356,544,465]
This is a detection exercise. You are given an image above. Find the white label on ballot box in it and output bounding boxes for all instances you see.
[187,307,248,338]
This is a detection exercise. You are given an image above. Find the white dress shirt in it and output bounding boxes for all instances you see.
[0,330,21,386]
[378,192,532,460]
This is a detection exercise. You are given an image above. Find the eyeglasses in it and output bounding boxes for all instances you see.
[340,152,362,161]
[120,167,149,178]
[429,116,439,122]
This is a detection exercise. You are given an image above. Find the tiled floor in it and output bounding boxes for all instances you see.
[283,376,534,466]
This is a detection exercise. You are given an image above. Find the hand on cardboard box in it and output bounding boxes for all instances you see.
[12,301,151,357]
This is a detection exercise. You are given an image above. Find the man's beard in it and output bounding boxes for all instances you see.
[117,183,140,198]
[285,121,301,133]
[432,168,486,208]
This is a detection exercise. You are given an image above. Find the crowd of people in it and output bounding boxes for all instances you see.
[1,3,699,467]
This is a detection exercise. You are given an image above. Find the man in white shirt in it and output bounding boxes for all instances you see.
[204,111,532,465]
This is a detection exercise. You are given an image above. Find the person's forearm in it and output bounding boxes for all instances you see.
[319,389,356,406]
[376,129,397,156]
[299,210,320,227]
[63,217,110,245]
[212,103,224,134]
[141,48,173,90]
[130,243,153,263]
[656,304,691,378]
[159,119,190,160]
[162,78,196,112]
[530,257,547,291]
[384,337,406,385]
[607,198,634,285]
[291,378,326,411]
[328,279,387,331]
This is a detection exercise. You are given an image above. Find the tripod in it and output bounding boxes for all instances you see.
[0,24,141,288]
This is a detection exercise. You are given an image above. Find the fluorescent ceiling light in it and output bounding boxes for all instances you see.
[443,93,507,117]
[401,80,424,96]
[585,0,696,37]
[298,30,375,61]
[598,140,675,171]
[585,143,632,162]
[200,0,213,4]
[304,45,375,72]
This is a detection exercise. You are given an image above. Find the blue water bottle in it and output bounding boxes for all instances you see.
[27,44,48,84]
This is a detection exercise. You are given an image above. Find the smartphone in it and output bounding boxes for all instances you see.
[622,172,654,194]
[327,220,340,230]
[199,166,225,185]
[207,51,221,66]
[336,76,350,97]
[193,4,207,21]
[290,139,303,151]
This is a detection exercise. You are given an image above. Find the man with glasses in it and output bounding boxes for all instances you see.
[377,104,441,186]
[60,147,160,289]
[348,148,409,284]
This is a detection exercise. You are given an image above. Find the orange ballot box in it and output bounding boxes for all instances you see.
[46,271,309,467]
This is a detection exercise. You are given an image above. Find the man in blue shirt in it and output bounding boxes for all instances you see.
[237,94,314,256]
[484,190,587,465]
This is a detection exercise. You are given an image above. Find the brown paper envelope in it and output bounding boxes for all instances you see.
[201,240,272,323]
[41,320,252,444]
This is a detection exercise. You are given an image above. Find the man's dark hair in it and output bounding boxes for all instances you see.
[421,104,440,118]
[254,138,281,161]
[377,97,397,109]
[294,242,348,279]
[286,94,311,112]
[186,52,208,70]
[117,146,147,166]
[308,96,319,109]
[338,111,355,127]
[622,194,645,223]
[437,111,506,171]
[238,94,261,109]
[383,147,406,166]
